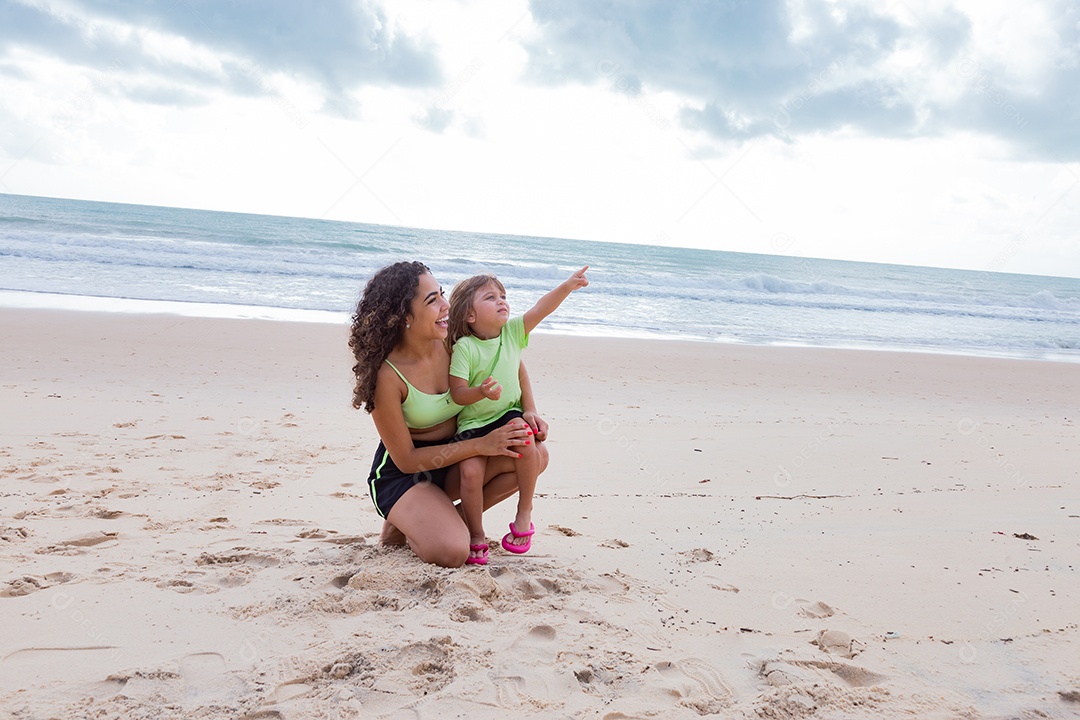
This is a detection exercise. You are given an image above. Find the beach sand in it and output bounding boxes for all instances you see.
[1,307,1078,719]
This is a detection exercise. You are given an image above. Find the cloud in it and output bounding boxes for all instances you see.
[524,0,1080,159]
[118,82,209,107]
[414,104,454,133]
[929,3,1080,160]
[0,0,442,108]
[0,61,29,79]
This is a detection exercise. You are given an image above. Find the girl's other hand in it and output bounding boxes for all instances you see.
[522,410,548,442]
[479,376,502,400]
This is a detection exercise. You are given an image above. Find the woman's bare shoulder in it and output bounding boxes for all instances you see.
[375,359,408,399]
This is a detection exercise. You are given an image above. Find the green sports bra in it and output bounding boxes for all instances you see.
[385,360,463,430]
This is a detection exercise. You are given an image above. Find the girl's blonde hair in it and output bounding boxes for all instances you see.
[447,274,505,348]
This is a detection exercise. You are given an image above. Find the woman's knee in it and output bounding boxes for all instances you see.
[418,540,469,568]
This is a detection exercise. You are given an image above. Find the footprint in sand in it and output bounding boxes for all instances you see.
[708,581,740,593]
[760,656,887,688]
[0,571,76,598]
[446,567,500,602]
[0,526,30,542]
[369,638,456,697]
[811,629,866,659]
[192,551,281,590]
[2,646,125,687]
[37,531,119,555]
[195,551,280,568]
[654,657,734,714]
[448,604,486,622]
[62,533,118,548]
[268,678,312,703]
[799,600,835,619]
[318,652,375,683]
[155,577,205,594]
[587,574,632,601]
[318,533,368,546]
[179,651,247,704]
[677,548,714,563]
[489,565,576,601]
[486,625,579,707]
[255,518,309,527]
[604,570,682,614]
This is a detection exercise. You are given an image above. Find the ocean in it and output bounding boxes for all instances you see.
[2,192,1079,362]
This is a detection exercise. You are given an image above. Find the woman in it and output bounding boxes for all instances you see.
[349,261,549,567]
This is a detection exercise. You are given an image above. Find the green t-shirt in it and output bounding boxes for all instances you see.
[450,315,529,433]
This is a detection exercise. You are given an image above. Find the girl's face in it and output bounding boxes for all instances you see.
[467,281,509,337]
[406,272,449,340]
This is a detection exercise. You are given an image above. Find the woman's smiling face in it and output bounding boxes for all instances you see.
[407,272,449,339]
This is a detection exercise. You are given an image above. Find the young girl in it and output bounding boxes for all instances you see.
[448,266,589,565]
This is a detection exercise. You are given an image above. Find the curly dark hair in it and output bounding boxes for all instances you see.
[349,261,430,411]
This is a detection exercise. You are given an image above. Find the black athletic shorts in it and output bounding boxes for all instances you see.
[367,437,453,519]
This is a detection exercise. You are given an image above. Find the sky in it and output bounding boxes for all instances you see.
[0,0,1078,278]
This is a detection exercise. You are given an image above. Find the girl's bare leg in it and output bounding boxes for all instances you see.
[457,456,489,562]
[505,440,543,547]
[444,442,549,538]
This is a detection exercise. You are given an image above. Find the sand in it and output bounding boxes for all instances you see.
[1,307,1078,719]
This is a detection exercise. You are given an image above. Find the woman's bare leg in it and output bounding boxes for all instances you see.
[380,520,407,546]
[385,482,469,568]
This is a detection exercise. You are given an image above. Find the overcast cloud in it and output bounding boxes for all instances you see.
[0,0,441,112]
[524,0,1080,159]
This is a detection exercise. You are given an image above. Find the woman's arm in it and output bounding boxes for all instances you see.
[372,365,529,473]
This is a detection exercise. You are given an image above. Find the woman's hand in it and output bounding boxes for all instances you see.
[479,420,534,457]
[522,410,548,442]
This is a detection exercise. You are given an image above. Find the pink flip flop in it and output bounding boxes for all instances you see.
[501,522,535,554]
[465,543,489,565]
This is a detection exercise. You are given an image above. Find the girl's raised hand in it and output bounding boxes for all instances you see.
[479,421,533,458]
[567,265,589,290]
